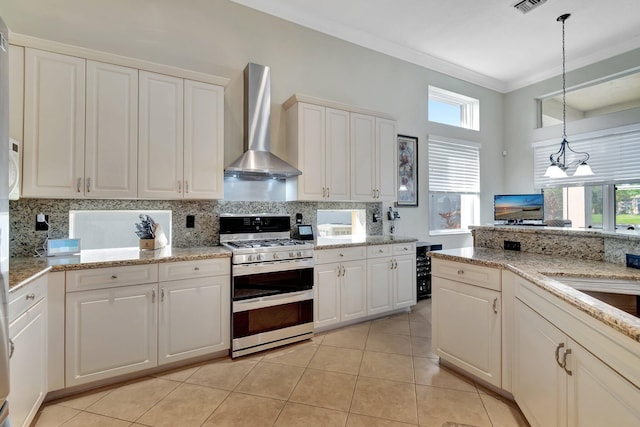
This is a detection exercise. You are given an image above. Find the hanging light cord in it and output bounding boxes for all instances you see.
[548,13,590,170]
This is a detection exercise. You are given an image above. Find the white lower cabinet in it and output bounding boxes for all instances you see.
[366,256,393,315]
[65,259,230,387]
[66,283,158,387]
[514,294,640,427]
[432,259,502,387]
[158,276,230,365]
[9,282,47,427]
[315,259,366,328]
[367,243,417,315]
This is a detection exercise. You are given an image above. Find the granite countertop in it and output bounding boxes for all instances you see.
[429,247,640,342]
[9,246,231,292]
[470,224,640,242]
[315,235,418,249]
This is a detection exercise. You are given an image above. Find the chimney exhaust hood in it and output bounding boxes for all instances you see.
[224,63,301,179]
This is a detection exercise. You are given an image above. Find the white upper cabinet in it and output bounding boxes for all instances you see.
[183,80,224,199]
[138,71,184,199]
[85,61,138,198]
[139,72,224,199]
[23,48,86,198]
[351,114,396,202]
[286,102,350,201]
[19,44,225,200]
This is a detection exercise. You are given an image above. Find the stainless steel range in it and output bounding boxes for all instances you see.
[220,214,314,358]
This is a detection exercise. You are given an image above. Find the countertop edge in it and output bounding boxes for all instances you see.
[315,236,418,249]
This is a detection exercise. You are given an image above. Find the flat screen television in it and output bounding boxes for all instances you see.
[494,194,544,222]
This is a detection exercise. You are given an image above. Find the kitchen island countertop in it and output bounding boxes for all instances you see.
[315,235,418,249]
[429,247,640,342]
[9,246,231,292]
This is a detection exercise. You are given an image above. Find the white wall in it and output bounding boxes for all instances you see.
[502,48,640,194]
[1,0,505,248]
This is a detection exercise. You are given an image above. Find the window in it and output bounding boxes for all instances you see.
[428,136,480,234]
[316,209,366,240]
[616,184,640,230]
[543,186,603,228]
[428,86,479,131]
[69,210,172,250]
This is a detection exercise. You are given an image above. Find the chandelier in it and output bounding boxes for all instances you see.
[544,13,594,179]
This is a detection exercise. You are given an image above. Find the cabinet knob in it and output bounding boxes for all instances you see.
[194,266,200,271]
[379,249,384,253]
[111,275,118,279]
[25,293,36,301]
[339,253,344,257]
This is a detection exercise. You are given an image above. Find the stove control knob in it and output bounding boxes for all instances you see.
[247,255,254,262]
[256,254,263,261]
[289,251,295,258]
[273,253,279,259]
[297,251,302,257]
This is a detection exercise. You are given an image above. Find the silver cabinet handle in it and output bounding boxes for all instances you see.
[111,275,118,279]
[339,253,344,257]
[492,298,498,314]
[379,249,384,253]
[457,269,464,275]
[86,177,91,193]
[25,293,36,301]
[151,289,156,303]
[178,181,182,193]
[194,266,200,271]
[403,247,408,251]
[77,177,82,193]
[562,348,572,376]
[336,266,341,277]
[185,180,189,194]
[327,187,330,198]
[340,266,345,277]
[161,288,165,302]
[555,343,565,368]
[9,339,14,359]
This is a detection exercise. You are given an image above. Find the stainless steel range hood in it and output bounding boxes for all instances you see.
[224,63,301,179]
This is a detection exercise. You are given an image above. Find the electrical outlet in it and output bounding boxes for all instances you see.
[35,214,49,231]
[626,254,640,270]
[186,215,195,228]
[504,240,521,251]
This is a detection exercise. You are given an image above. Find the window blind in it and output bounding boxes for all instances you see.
[428,136,480,193]
[533,123,640,188]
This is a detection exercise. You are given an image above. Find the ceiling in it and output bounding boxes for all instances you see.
[230,0,640,93]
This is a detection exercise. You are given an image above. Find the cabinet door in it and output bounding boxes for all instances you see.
[159,276,230,365]
[184,80,224,199]
[65,283,158,387]
[9,44,24,143]
[9,298,47,427]
[394,255,416,309]
[295,103,326,200]
[432,276,502,387]
[567,339,640,427]
[341,260,367,321]
[376,117,397,201]
[350,113,376,201]
[367,257,393,315]
[138,71,184,199]
[23,48,85,198]
[315,263,341,328]
[325,107,350,200]
[85,61,138,198]
[513,299,567,427]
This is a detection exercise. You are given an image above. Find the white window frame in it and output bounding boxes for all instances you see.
[428,136,481,235]
[428,86,480,131]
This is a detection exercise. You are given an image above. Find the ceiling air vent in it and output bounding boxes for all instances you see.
[512,0,547,14]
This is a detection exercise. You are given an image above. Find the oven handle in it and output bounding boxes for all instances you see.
[233,289,313,313]
[232,258,314,276]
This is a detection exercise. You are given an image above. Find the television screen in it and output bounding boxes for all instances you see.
[494,194,544,221]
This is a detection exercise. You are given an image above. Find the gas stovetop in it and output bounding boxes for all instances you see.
[219,215,314,264]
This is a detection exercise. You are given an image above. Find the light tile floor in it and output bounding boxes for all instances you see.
[33,299,529,427]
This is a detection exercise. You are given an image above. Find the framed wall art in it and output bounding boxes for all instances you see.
[397,134,418,206]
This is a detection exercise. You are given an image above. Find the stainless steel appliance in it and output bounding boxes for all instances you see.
[0,16,13,427]
[220,214,314,358]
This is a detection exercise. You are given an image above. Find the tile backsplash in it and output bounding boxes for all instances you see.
[9,199,383,258]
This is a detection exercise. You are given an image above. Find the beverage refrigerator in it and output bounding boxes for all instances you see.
[0,16,13,427]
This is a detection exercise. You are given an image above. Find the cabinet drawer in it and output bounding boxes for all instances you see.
[367,244,392,259]
[393,242,416,256]
[66,264,158,292]
[432,259,501,291]
[9,274,47,323]
[158,258,230,281]
[315,246,366,264]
